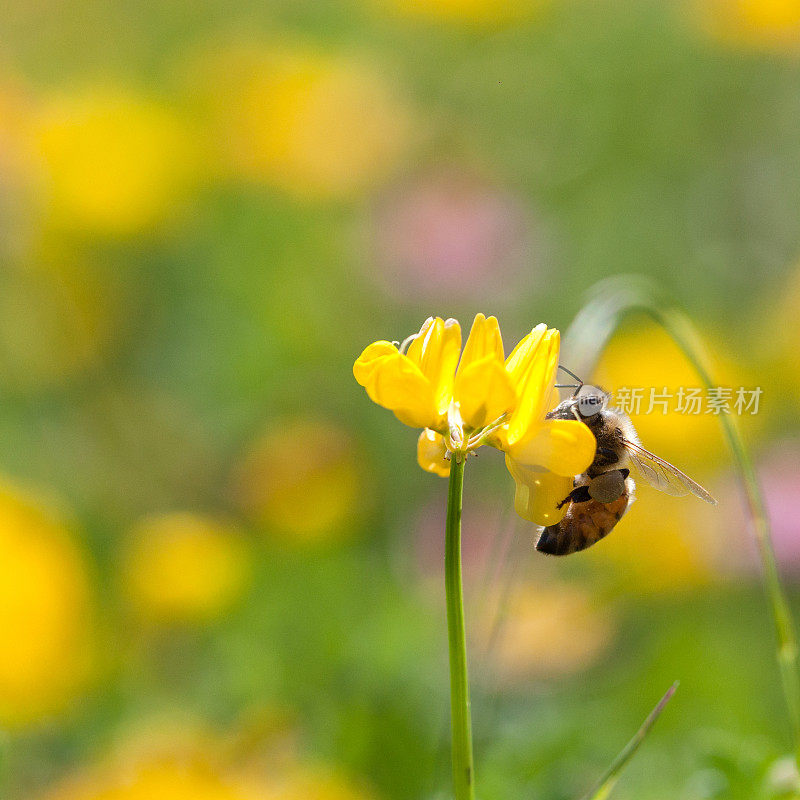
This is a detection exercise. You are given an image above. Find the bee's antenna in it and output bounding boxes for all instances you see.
[556,365,584,397]
[557,364,583,384]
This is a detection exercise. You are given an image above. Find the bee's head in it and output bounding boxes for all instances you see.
[573,384,609,419]
[554,366,609,420]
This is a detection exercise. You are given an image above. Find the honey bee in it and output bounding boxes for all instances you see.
[535,371,717,556]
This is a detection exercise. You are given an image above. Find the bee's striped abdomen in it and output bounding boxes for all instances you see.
[536,491,630,556]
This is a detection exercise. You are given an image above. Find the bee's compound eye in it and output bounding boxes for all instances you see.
[575,385,606,418]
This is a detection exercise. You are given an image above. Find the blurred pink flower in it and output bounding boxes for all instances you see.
[716,442,800,574]
[370,169,541,303]
[758,443,800,569]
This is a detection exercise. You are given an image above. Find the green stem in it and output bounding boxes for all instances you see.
[445,455,476,800]
[563,275,800,767]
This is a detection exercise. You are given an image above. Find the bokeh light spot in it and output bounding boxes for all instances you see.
[124,513,251,623]
[34,87,196,235]
[233,421,364,545]
[0,483,96,728]
[474,580,616,682]
[376,0,547,26]
[193,43,412,201]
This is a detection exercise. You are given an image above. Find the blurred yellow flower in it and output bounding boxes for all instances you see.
[42,724,373,800]
[233,421,364,544]
[474,580,616,682]
[376,0,546,26]
[0,245,120,391]
[46,760,374,800]
[194,43,412,200]
[259,768,374,800]
[354,314,596,525]
[124,513,251,623]
[45,755,263,800]
[593,322,742,469]
[34,87,196,235]
[697,0,800,50]
[0,482,96,727]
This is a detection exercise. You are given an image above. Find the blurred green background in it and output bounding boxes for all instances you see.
[2,0,800,798]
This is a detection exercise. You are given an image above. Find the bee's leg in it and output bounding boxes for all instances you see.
[557,485,592,508]
[588,469,627,503]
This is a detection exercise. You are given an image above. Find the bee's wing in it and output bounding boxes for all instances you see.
[621,438,717,505]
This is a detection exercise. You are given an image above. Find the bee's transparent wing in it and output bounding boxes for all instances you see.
[622,438,717,505]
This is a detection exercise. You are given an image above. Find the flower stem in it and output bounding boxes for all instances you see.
[563,275,800,767]
[445,455,476,800]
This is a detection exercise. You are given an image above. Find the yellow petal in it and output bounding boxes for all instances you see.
[505,327,560,446]
[504,323,547,383]
[507,418,596,477]
[417,429,450,477]
[454,355,516,430]
[353,341,440,429]
[458,313,504,373]
[406,317,461,415]
[353,340,399,388]
[505,455,573,526]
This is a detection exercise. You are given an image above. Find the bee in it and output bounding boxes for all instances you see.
[535,369,717,556]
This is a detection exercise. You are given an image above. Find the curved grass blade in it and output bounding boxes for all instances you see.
[562,274,800,768]
[581,682,679,800]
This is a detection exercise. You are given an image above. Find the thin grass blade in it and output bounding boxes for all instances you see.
[581,681,679,800]
[562,274,800,767]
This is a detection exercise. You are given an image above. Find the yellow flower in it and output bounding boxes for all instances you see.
[46,759,373,800]
[354,314,596,525]
[0,482,96,728]
[41,719,374,800]
[696,0,800,51]
[123,513,251,623]
[34,87,196,235]
[232,420,365,545]
[191,43,412,200]
[45,757,254,800]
